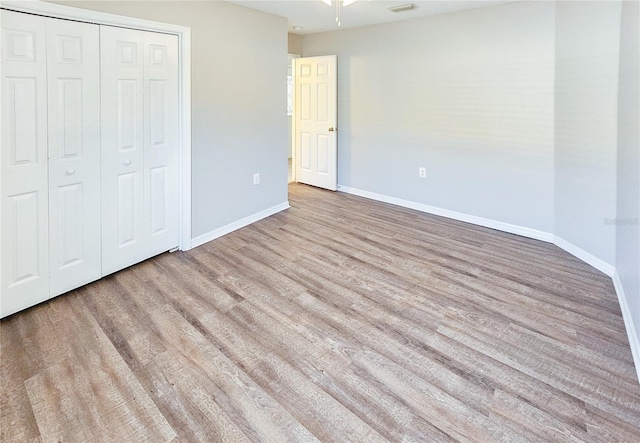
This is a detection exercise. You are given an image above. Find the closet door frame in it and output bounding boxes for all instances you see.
[0,0,193,251]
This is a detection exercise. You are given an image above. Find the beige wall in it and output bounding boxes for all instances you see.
[49,1,289,239]
[288,33,302,54]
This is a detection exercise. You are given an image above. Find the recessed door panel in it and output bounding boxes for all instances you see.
[7,77,38,165]
[47,17,101,296]
[118,172,137,246]
[149,45,166,67]
[117,41,138,67]
[150,166,167,234]
[149,80,166,147]
[1,11,50,317]
[9,191,40,286]
[317,63,328,77]
[301,84,312,121]
[317,135,329,174]
[301,133,311,171]
[57,183,83,268]
[2,29,36,61]
[317,83,328,123]
[56,36,82,64]
[58,79,83,159]
[300,64,312,78]
[117,80,137,151]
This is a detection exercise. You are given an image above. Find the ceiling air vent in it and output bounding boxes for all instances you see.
[388,3,418,13]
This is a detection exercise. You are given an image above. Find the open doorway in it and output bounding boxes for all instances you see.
[288,53,300,183]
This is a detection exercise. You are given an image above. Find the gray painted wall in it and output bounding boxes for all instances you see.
[617,0,640,345]
[51,0,289,239]
[301,1,555,233]
[555,0,621,267]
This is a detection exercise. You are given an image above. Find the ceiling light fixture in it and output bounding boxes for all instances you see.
[322,0,359,27]
[388,3,418,13]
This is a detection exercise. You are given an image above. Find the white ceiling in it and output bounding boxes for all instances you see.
[229,0,515,35]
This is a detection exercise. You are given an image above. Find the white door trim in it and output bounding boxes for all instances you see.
[1,0,193,250]
[288,53,300,184]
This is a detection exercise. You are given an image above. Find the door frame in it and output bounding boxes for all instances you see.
[288,53,301,184]
[0,0,193,250]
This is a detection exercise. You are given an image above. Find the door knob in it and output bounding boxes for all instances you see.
[124,159,132,166]
[66,169,76,176]
[328,127,335,132]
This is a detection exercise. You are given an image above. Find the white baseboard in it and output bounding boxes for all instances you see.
[190,201,290,249]
[612,271,640,383]
[338,186,554,243]
[553,235,616,277]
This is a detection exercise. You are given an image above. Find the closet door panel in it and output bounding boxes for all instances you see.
[143,32,179,255]
[0,11,50,317]
[46,18,101,296]
[100,26,145,275]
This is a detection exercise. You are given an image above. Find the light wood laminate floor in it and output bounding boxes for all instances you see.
[2,183,639,442]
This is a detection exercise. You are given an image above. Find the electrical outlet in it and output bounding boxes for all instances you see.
[419,167,427,178]
[253,173,260,185]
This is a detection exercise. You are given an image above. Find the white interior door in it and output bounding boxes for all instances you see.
[0,11,50,317]
[295,55,338,191]
[101,26,179,275]
[46,18,101,296]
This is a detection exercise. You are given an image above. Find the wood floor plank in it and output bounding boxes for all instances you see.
[147,306,317,443]
[22,296,176,443]
[437,318,640,430]
[348,346,536,443]
[85,275,250,443]
[2,183,639,442]
[144,354,250,443]
[197,306,388,442]
[0,317,42,443]
[489,389,587,442]
[227,304,438,442]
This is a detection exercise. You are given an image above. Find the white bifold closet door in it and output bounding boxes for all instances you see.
[100,26,179,275]
[1,14,179,317]
[1,11,101,314]
[47,19,101,297]
[1,11,50,314]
